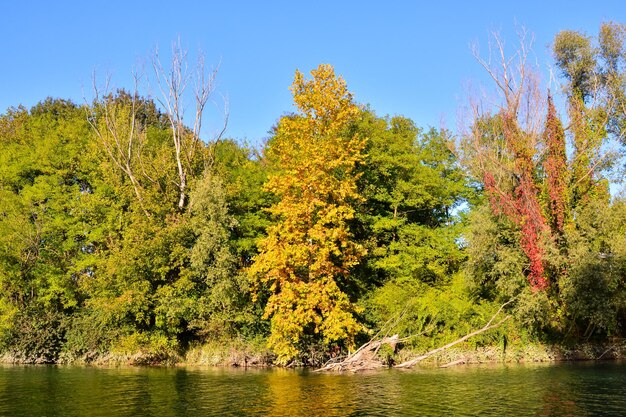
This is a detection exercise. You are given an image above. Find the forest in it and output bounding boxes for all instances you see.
[0,23,625,366]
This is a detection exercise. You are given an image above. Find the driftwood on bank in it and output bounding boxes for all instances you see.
[439,358,466,368]
[316,300,512,372]
[315,335,400,372]
[394,314,510,368]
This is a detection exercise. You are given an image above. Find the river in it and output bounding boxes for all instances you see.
[0,362,624,416]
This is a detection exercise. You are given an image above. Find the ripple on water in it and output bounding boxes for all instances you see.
[0,362,624,416]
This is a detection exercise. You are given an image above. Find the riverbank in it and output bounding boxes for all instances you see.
[1,339,624,368]
[393,342,626,368]
[0,338,275,367]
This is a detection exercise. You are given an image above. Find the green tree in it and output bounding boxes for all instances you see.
[355,113,469,288]
[0,99,103,360]
[553,22,625,206]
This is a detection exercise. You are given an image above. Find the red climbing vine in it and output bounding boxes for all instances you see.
[543,94,568,237]
[481,112,549,290]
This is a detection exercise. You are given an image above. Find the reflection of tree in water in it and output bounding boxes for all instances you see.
[171,368,207,416]
[0,364,623,415]
[533,363,626,417]
[104,368,154,416]
[255,369,411,416]
[535,380,585,417]
[259,369,357,416]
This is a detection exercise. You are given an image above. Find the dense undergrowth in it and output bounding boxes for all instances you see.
[0,23,625,366]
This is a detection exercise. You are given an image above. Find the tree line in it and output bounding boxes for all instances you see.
[0,23,624,365]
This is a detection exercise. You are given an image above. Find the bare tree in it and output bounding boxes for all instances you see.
[469,27,545,145]
[152,38,228,210]
[464,28,552,290]
[86,71,151,218]
[87,39,227,214]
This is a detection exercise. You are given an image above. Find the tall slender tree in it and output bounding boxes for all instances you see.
[249,64,366,362]
[543,93,568,239]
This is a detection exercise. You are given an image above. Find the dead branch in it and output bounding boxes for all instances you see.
[394,300,512,369]
[152,39,227,210]
[439,358,466,368]
[86,70,151,218]
[314,304,412,372]
[394,316,510,368]
[315,299,513,372]
[597,339,626,360]
[315,335,399,372]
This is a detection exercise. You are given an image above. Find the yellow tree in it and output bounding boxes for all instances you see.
[250,64,366,363]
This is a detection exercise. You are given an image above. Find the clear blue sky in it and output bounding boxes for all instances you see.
[1,1,625,145]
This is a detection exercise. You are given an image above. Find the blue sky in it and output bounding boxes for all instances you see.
[1,1,625,145]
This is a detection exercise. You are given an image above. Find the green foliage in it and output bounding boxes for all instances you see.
[554,22,626,140]
[110,331,179,365]
[354,112,470,293]
[0,95,272,362]
[465,204,527,300]
[184,336,273,366]
[0,31,625,364]
[62,307,120,360]
[185,169,257,337]
[1,307,68,363]
[364,273,504,350]
[553,30,596,100]
[211,139,273,268]
[559,198,626,337]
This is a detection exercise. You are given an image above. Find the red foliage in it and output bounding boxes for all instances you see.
[543,94,568,236]
[483,113,549,291]
[515,176,549,290]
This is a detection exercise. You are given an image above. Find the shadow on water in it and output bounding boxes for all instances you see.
[0,362,624,416]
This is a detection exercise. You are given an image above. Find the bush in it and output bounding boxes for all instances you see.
[1,307,67,363]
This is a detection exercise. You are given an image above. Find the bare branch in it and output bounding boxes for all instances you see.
[86,70,151,218]
[151,40,227,210]
[395,300,513,369]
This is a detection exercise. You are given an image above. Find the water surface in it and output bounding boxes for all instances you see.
[0,362,624,416]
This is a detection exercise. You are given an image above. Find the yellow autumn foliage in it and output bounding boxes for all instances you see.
[249,64,366,363]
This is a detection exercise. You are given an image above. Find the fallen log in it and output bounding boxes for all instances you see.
[394,300,512,368]
[315,335,399,372]
[439,358,466,368]
[316,299,513,372]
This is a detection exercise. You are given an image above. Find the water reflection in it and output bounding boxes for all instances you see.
[0,362,623,416]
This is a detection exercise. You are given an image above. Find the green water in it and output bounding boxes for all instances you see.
[0,362,624,416]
